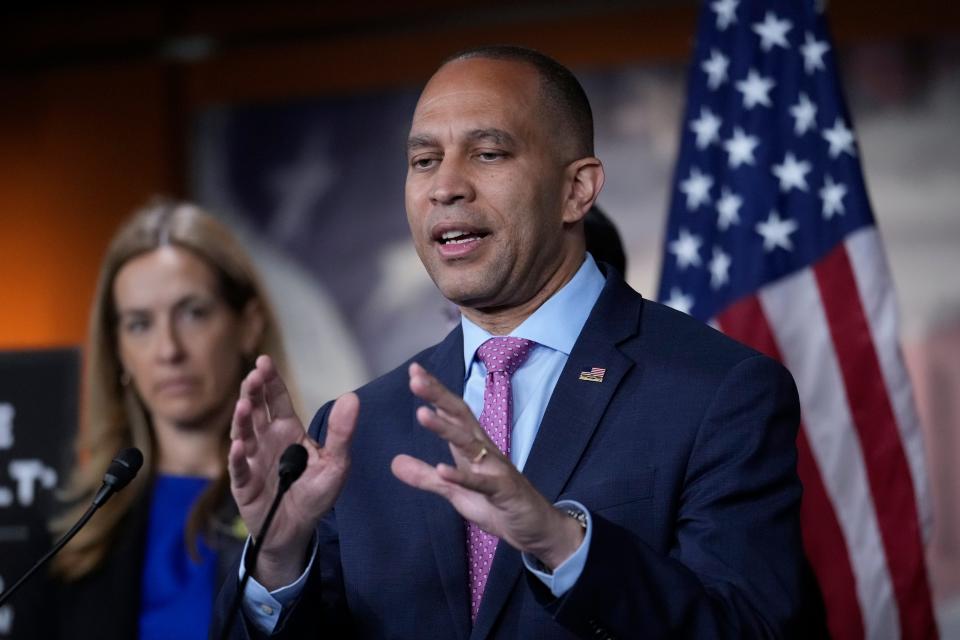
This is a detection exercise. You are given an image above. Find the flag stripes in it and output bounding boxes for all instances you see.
[718,294,865,638]
[814,237,936,638]
[795,429,865,639]
[714,232,937,638]
[758,254,899,638]
[846,230,933,542]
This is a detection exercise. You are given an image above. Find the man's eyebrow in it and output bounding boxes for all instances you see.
[407,134,438,153]
[406,128,517,153]
[466,128,516,147]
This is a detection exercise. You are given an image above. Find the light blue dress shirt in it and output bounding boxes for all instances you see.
[242,254,606,632]
[460,253,604,593]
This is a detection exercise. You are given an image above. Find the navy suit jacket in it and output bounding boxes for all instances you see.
[215,271,820,639]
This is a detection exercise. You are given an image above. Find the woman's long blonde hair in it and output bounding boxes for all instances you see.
[52,198,294,580]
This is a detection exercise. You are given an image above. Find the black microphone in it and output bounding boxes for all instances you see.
[278,442,308,491]
[93,447,144,506]
[0,447,144,607]
[218,443,308,640]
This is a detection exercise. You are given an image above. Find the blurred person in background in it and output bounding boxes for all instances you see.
[45,199,297,640]
[583,204,627,276]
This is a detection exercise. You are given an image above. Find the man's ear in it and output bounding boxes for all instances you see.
[563,157,605,224]
[239,298,266,356]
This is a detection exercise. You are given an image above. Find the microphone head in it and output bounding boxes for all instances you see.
[278,443,308,487]
[104,447,144,491]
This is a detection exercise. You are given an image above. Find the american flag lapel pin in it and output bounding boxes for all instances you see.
[578,367,606,383]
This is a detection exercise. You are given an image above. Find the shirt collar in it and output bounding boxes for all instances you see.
[461,253,606,373]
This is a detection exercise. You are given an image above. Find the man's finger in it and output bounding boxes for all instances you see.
[414,405,485,453]
[239,366,264,403]
[436,462,503,497]
[230,398,245,440]
[323,392,359,459]
[249,395,272,436]
[232,397,258,455]
[238,365,274,435]
[409,363,489,458]
[391,454,453,498]
[257,354,297,419]
[228,438,252,489]
[408,363,475,423]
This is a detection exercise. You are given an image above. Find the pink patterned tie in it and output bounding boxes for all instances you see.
[467,336,535,622]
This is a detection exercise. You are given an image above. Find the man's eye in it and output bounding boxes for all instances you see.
[476,151,505,162]
[411,157,438,170]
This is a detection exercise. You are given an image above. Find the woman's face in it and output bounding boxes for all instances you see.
[112,246,261,431]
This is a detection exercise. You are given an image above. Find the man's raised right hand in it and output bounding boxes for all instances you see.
[228,354,358,590]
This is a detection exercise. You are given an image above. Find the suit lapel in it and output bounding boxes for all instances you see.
[526,276,641,500]
[472,276,642,638]
[412,327,472,640]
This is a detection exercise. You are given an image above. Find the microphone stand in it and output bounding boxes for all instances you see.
[218,444,306,640]
[0,503,97,607]
[0,447,143,607]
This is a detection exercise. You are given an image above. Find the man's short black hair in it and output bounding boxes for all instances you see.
[442,45,595,158]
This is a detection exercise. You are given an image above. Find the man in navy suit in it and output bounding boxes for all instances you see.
[215,46,815,638]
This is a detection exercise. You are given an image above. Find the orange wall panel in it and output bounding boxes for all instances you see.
[0,63,176,349]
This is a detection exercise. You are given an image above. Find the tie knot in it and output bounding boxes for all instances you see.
[476,337,534,376]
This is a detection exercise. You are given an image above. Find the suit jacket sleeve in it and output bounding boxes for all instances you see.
[536,355,811,639]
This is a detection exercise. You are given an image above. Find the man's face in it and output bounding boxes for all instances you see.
[405,57,576,311]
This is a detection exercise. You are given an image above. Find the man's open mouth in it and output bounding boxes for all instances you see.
[437,229,488,245]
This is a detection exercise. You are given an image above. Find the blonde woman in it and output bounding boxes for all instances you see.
[49,199,296,640]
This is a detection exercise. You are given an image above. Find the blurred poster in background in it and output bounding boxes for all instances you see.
[0,349,79,638]
[190,38,960,633]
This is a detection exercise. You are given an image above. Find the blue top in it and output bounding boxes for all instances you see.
[139,474,217,640]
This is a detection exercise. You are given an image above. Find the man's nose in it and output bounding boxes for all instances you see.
[429,158,475,206]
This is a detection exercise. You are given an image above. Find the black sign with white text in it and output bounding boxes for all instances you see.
[0,349,79,637]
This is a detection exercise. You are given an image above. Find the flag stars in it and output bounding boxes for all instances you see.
[679,167,714,210]
[702,49,730,90]
[736,69,775,109]
[790,93,817,136]
[752,12,793,51]
[669,228,703,269]
[756,211,799,252]
[710,0,739,30]
[772,152,812,192]
[820,175,848,218]
[690,107,722,149]
[664,288,694,315]
[823,117,857,158]
[709,247,732,289]
[800,31,830,74]
[716,187,743,230]
[724,127,760,168]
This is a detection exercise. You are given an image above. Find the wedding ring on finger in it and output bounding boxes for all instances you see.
[471,446,488,464]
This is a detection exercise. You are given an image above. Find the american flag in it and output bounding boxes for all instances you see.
[657,1,937,637]
[578,367,606,382]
